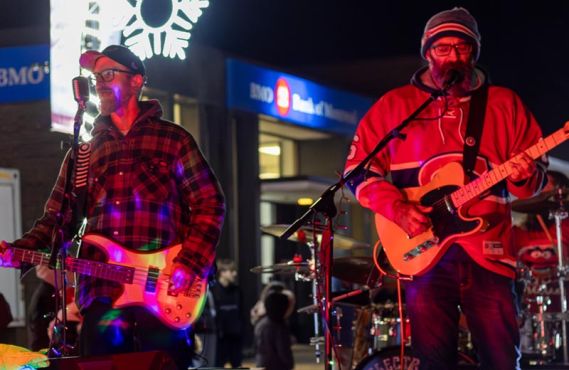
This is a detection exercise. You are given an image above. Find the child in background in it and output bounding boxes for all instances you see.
[254,291,294,370]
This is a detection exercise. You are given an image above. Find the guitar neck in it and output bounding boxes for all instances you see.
[11,247,135,284]
[451,127,567,207]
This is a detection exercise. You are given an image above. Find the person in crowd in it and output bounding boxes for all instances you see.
[254,290,294,370]
[211,259,244,368]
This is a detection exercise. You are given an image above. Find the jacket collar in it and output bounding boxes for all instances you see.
[410,65,490,96]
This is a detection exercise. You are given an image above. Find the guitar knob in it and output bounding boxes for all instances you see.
[165,308,171,314]
[175,317,180,323]
[176,304,182,310]
[186,313,192,318]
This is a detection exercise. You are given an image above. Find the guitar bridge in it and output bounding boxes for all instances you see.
[403,237,439,261]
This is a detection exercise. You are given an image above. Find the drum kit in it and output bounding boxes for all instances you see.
[251,185,568,368]
[512,186,569,365]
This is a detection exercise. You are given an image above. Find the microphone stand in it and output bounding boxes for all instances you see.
[47,96,87,357]
[280,86,451,369]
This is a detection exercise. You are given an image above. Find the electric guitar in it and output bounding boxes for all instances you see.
[375,121,569,276]
[8,234,207,330]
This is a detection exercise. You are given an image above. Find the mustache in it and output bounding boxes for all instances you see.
[441,61,472,76]
[96,86,115,94]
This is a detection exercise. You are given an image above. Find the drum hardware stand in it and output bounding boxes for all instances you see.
[552,187,568,363]
[308,241,323,363]
[332,306,343,344]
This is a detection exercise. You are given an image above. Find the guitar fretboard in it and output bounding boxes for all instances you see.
[12,248,135,284]
[451,125,568,208]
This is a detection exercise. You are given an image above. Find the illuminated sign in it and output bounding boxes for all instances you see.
[275,78,291,116]
[124,0,210,61]
[50,0,209,134]
[226,59,373,135]
[0,45,50,103]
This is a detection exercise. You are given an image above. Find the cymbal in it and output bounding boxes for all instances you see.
[250,260,311,275]
[512,189,568,214]
[333,256,380,286]
[260,224,369,249]
[333,256,400,298]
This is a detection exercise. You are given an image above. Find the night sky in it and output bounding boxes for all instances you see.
[2,0,569,160]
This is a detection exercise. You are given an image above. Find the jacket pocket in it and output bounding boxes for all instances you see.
[133,157,172,202]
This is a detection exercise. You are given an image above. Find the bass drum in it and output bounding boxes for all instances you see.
[354,346,477,370]
[354,347,420,370]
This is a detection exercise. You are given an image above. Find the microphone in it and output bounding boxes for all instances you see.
[72,76,90,105]
[443,69,464,90]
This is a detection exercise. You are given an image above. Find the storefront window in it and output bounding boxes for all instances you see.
[174,94,200,144]
[259,139,281,179]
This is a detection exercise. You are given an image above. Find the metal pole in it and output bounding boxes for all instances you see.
[553,187,568,363]
[309,243,322,363]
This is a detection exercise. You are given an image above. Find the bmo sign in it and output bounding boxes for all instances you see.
[0,67,46,87]
[0,45,50,103]
[227,59,372,136]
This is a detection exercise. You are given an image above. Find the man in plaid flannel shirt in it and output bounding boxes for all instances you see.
[1,45,225,368]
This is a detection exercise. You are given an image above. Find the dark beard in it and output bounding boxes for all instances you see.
[432,61,474,96]
[99,97,118,116]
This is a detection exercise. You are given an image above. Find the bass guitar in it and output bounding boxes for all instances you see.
[7,233,206,330]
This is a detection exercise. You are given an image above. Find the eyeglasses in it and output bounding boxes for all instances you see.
[431,42,473,57]
[90,68,136,83]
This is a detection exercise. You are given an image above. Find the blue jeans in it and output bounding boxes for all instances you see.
[405,245,521,370]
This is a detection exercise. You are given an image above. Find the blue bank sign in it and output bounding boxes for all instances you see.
[226,59,373,136]
[0,45,50,103]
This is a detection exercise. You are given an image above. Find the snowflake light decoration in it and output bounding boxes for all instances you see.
[122,0,209,61]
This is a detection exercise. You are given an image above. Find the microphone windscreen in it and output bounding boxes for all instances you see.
[72,76,90,103]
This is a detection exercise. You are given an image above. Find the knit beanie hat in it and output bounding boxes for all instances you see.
[421,7,481,61]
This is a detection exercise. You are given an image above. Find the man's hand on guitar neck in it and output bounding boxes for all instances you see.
[508,152,536,184]
[393,200,433,239]
[0,241,19,268]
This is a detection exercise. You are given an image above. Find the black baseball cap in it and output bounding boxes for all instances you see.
[79,45,145,76]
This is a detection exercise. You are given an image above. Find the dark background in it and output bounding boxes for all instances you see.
[2,0,569,159]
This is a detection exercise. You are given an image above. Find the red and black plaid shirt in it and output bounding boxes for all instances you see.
[16,100,225,310]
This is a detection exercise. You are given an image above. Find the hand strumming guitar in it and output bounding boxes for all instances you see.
[169,262,195,294]
[392,200,433,239]
[357,182,432,239]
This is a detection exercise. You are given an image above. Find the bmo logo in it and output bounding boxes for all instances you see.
[250,82,274,103]
[0,66,46,87]
[275,77,291,116]
[248,77,291,116]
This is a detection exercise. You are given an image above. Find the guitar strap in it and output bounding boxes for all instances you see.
[73,142,91,237]
[462,83,489,181]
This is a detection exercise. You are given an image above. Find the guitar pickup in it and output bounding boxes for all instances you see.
[145,266,160,293]
[403,238,439,261]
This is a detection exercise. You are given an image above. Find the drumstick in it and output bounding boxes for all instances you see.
[536,214,555,243]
